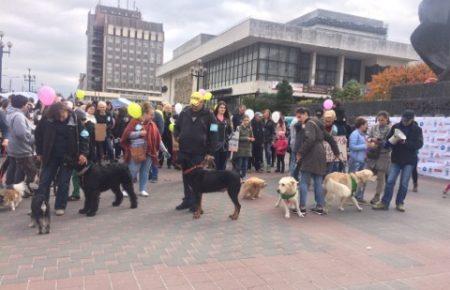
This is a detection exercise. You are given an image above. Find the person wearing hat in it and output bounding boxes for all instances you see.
[5,94,37,195]
[373,110,423,212]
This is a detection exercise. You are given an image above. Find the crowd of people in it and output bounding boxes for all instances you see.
[0,90,424,217]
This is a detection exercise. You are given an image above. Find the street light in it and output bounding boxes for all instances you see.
[0,31,13,93]
[191,59,207,91]
[23,68,36,92]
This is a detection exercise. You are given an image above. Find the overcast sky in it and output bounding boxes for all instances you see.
[1,0,421,96]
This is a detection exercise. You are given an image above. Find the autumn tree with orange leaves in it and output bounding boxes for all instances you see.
[365,63,436,101]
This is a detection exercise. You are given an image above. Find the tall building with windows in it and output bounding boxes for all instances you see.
[86,4,164,101]
[157,9,419,106]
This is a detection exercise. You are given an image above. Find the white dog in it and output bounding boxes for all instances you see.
[0,183,26,211]
[275,177,304,219]
[323,169,377,213]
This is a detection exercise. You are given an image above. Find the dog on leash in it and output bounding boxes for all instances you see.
[183,165,241,220]
[0,183,26,211]
[240,177,267,200]
[75,163,138,217]
[275,177,304,219]
[323,169,376,212]
[30,194,50,234]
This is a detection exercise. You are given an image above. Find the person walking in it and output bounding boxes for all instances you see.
[234,115,254,179]
[174,92,218,211]
[366,111,392,205]
[373,110,423,212]
[262,109,275,173]
[348,117,369,203]
[95,101,114,163]
[251,112,264,173]
[296,108,339,215]
[160,104,174,169]
[34,102,90,216]
[274,131,288,173]
[5,95,37,196]
[121,103,161,197]
[213,101,232,170]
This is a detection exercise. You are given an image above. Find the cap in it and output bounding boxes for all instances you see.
[11,94,29,109]
[402,110,415,121]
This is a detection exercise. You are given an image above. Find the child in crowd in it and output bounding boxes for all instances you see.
[235,115,254,180]
[275,131,288,173]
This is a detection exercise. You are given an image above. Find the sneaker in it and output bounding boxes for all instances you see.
[396,204,405,212]
[176,202,190,210]
[300,208,307,215]
[140,191,149,197]
[356,198,370,206]
[55,209,65,216]
[122,191,129,198]
[150,179,158,184]
[310,207,325,215]
[68,196,80,201]
[372,202,389,210]
[370,195,380,205]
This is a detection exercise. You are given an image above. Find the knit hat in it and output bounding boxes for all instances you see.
[11,94,29,109]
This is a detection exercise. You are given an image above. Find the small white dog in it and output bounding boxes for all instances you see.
[0,183,26,211]
[275,177,304,219]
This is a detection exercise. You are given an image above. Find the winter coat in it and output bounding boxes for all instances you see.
[215,116,232,152]
[251,119,264,146]
[299,118,339,176]
[232,112,244,131]
[386,121,423,166]
[95,112,114,137]
[275,137,288,156]
[121,119,161,165]
[235,125,253,158]
[35,112,89,168]
[366,124,391,172]
[293,122,304,154]
[174,106,218,156]
[6,107,34,158]
[162,112,173,150]
[349,129,367,163]
[0,109,9,139]
[263,119,275,144]
[153,110,164,135]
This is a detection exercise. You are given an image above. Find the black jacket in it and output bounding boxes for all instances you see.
[232,112,244,131]
[216,117,232,152]
[35,112,90,168]
[387,121,423,166]
[174,106,218,156]
[251,119,264,146]
[263,119,276,144]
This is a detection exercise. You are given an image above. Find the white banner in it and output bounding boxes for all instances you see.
[367,116,450,180]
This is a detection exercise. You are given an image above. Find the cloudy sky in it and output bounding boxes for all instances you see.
[1,0,421,95]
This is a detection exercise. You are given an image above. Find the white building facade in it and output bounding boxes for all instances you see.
[157,10,419,107]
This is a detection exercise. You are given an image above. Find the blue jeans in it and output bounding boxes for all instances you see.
[236,157,249,178]
[348,159,366,199]
[289,152,297,177]
[264,143,272,169]
[37,157,72,210]
[150,163,158,181]
[382,163,414,207]
[129,156,152,192]
[299,171,324,208]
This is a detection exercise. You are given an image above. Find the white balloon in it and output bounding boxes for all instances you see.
[272,111,281,123]
[245,109,255,121]
[174,103,183,115]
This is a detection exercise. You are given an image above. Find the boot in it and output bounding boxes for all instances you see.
[370,193,380,205]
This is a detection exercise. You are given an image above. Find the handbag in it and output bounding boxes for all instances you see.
[130,146,146,163]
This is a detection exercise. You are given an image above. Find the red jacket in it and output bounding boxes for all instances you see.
[121,119,161,164]
[275,137,288,156]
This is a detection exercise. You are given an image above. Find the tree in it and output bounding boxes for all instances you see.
[332,80,364,101]
[274,80,295,115]
[365,63,436,101]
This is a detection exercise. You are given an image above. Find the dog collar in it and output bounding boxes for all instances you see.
[182,164,204,175]
[281,193,296,200]
[77,164,92,176]
[350,175,358,195]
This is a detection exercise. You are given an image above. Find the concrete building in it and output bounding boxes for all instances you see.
[86,4,164,102]
[157,9,419,106]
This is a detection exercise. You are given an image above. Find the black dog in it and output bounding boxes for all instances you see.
[76,163,138,217]
[184,167,241,220]
[30,194,50,234]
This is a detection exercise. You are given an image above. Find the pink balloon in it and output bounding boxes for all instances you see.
[38,86,56,106]
[323,99,334,110]
[199,89,206,95]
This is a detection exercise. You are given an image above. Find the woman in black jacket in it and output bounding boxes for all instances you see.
[213,101,232,170]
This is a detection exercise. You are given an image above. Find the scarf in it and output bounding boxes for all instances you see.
[121,119,161,164]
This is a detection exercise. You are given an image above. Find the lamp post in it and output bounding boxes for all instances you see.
[24,68,36,92]
[0,31,13,93]
[191,59,207,91]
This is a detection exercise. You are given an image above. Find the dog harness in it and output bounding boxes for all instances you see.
[350,175,358,196]
[281,193,296,200]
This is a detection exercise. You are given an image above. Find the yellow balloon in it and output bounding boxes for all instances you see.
[191,91,202,99]
[75,90,85,100]
[203,92,213,101]
[169,123,175,133]
[127,102,142,119]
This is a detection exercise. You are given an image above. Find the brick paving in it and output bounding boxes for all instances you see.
[1,168,450,289]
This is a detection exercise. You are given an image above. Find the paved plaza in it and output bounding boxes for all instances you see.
[0,169,449,290]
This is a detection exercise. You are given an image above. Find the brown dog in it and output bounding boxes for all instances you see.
[240,177,267,200]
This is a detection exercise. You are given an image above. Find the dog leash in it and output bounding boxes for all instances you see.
[182,164,204,175]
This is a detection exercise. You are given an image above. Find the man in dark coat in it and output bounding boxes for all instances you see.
[251,112,264,172]
[232,104,246,131]
[373,110,423,212]
[35,102,90,216]
[174,94,218,211]
[262,109,275,173]
[296,108,339,215]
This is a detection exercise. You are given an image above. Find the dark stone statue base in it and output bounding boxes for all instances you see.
[391,81,450,100]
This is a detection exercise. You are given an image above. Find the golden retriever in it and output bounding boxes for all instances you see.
[323,169,376,213]
[275,177,304,219]
[240,177,267,200]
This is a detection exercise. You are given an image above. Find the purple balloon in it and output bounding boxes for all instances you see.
[38,86,56,106]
